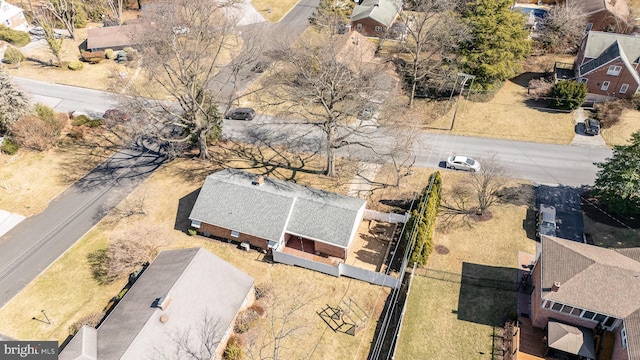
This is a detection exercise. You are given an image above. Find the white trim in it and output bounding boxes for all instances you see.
[620,83,629,94]
[356,23,362,30]
[607,65,622,76]
[622,325,628,349]
[601,81,610,91]
[230,230,239,238]
[375,25,382,32]
[190,220,201,229]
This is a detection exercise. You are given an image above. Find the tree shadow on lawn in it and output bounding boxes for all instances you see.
[456,262,519,327]
[509,72,548,88]
[509,72,572,114]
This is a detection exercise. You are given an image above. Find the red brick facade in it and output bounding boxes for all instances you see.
[198,223,268,250]
[352,18,388,38]
[586,10,628,32]
[314,241,347,259]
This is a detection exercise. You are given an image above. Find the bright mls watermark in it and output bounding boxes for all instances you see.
[0,341,58,359]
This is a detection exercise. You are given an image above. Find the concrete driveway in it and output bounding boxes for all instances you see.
[571,108,608,148]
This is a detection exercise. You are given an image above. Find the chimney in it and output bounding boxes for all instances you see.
[551,282,560,292]
[155,294,171,310]
[252,175,265,186]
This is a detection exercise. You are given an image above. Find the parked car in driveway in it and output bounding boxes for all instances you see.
[584,118,600,136]
[446,155,481,172]
[225,108,256,120]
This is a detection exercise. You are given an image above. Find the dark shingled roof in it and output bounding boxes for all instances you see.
[61,248,254,360]
[541,236,640,360]
[189,169,366,248]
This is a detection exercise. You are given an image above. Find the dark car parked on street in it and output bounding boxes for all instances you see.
[584,118,600,136]
[225,108,256,120]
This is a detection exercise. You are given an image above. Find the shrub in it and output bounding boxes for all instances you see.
[0,25,30,47]
[223,336,244,360]
[68,312,104,335]
[527,77,554,101]
[3,47,25,67]
[68,61,84,70]
[187,228,197,236]
[10,113,66,151]
[81,50,105,62]
[407,171,442,266]
[549,80,587,110]
[85,119,102,127]
[68,126,84,139]
[0,137,19,155]
[72,114,91,126]
[105,48,115,59]
[35,104,56,123]
[248,304,265,316]
[594,100,626,129]
[254,283,273,300]
[234,307,260,334]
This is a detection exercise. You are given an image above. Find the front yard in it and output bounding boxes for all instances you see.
[395,173,537,359]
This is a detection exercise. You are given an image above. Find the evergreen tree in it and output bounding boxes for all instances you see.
[459,0,530,87]
[549,80,587,110]
[0,69,30,133]
[593,131,640,216]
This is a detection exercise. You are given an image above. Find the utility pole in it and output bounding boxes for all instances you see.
[449,73,475,129]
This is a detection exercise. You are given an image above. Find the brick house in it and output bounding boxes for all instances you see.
[59,248,255,360]
[350,0,401,38]
[567,0,631,32]
[530,236,640,360]
[189,169,366,261]
[558,31,640,100]
[0,0,27,32]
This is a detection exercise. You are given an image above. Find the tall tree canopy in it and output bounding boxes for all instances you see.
[0,69,30,133]
[459,0,530,88]
[593,131,640,216]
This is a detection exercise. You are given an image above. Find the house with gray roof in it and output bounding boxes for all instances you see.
[559,31,640,100]
[530,236,640,360]
[350,0,401,38]
[59,247,255,360]
[189,169,366,261]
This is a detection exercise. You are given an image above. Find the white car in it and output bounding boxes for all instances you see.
[446,155,481,172]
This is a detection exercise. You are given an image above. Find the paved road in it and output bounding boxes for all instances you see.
[0,141,166,307]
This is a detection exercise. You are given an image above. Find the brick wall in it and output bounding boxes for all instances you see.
[580,61,638,99]
[612,327,630,360]
[198,223,268,250]
[315,241,346,260]
[351,18,387,38]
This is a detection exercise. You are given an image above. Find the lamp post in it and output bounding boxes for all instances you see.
[450,73,475,129]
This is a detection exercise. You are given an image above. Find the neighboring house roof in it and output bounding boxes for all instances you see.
[540,236,640,359]
[567,0,629,18]
[578,31,640,88]
[0,332,15,341]
[189,169,366,248]
[350,0,401,28]
[86,25,140,50]
[0,0,27,31]
[60,247,254,360]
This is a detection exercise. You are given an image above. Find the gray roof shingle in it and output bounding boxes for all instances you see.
[189,169,365,248]
[581,31,640,66]
[350,0,401,28]
[64,248,254,360]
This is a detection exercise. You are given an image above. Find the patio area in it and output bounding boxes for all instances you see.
[345,220,395,272]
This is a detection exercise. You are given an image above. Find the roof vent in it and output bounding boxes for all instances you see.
[159,315,168,323]
[154,294,172,310]
[252,175,265,186]
[551,282,560,292]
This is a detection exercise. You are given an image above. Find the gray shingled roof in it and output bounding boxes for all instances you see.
[581,31,640,65]
[567,0,629,17]
[189,169,366,248]
[541,236,640,360]
[350,0,401,28]
[61,248,254,360]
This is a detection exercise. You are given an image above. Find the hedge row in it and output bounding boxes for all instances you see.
[0,25,29,47]
[405,171,442,266]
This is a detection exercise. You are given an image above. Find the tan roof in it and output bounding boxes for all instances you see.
[86,25,140,50]
[567,0,629,18]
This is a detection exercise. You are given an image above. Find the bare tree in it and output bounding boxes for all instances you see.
[538,2,587,54]
[395,0,469,107]
[114,0,259,160]
[45,0,79,40]
[9,112,66,151]
[105,0,124,25]
[309,0,353,36]
[34,7,65,67]
[154,312,225,360]
[245,285,321,360]
[266,35,411,177]
[440,155,507,222]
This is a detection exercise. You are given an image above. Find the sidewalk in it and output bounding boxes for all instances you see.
[0,209,25,238]
[347,162,381,198]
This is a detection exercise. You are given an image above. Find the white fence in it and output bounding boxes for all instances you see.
[363,209,410,224]
[273,250,399,288]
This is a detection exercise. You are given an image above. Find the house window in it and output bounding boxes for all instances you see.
[560,305,573,314]
[356,23,362,30]
[582,311,596,320]
[551,302,563,311]
[191,220,201,229]
[5,19,10,26]
[601,81,610,91]
[604,317,617,328]
[622,327,628,348]
[375,25,382,32]
[543,300,553,309]
[585,23,593,32]
[607,65,622,76]
[230,230,239,238]
[578,78,588,84]
[570,307,582,316]
[594,314,607,323]
[620,84,629,94]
